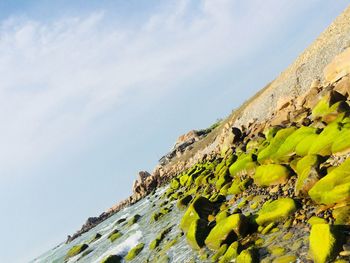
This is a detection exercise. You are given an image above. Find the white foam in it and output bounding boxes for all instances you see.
[93,230,143,263]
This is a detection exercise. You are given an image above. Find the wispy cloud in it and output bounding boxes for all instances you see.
[0,0,315,173]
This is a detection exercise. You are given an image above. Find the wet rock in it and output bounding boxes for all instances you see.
[205,213,248,251]
[255,198,297,226]
[186,218,211,250]
[107,229,122,242]
[294,155,321,196]
[89,233,102,243]
[100,255,123,263]
[65,244,89,259]
[125,243,145,261]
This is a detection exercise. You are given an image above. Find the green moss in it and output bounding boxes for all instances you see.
[236,248,258,263]
[89,233,102,243]
[65,244,88,259]
[151,207,171,222]
[177,195,193,210]
[216,210,229,222]
[331,126,350,154]
[170,178,180,190]
[269,246,285,256]
[100,255,122,263]
[254,164,290,186]
[186,219,210,250]
[125,243,145,261]
[295,133,319,156]
[205,213,247,251]
[180,196,217,233]
[108,229,122,242]
[257,127,296,163]
[179,173,189,186]
[127,214,141,226]
[149,227,172,250]
[218,241,240,263]
[294,155,320,196]
[275,126,317,159]
[229,154,256,177]
[261,222,275,235]
[308,158,350,204]
[272,255,297,263]
[307,216,327,225]
[308,121,344,156]
[332,205,350,225]
[211,244,228,262]
[255,198,297,226]
[309,224,338,263]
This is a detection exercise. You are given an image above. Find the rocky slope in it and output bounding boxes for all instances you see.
[65,5,350,263]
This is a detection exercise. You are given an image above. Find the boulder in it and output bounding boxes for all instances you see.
[308,158,350,205]
[254,164,290,187]
[255,198,297,226]
[309,224,339,263]
[186,219,210,250]
[205,213,247,251]
[294,155,320,196]
[100,255,123,263]
[125,243,145,261]
[65,244,89,259]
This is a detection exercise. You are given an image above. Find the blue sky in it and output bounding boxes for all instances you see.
[0,1,348,262]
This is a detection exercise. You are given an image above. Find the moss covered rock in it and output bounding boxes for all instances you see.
[331,120,350,154]
[211,244,228,262]
[89,233,102,243]
[125,243,145,261]
[295,133,319,156]
[180,196,217,233]
[332,205,350,225]
[100,255,122,263]
[218,241,240,263]
[294,155,320,196]
[229,154,256,177]
[127,214,141,226]
[309,224,339,263]
[108,229,122,242]
[257,127,296,163]
[149,227,172,250]
[308,158,350,204]
[205,213,247,251]
[255,198,297,226]
[307,216,327,226]
[275,126,317,159]
[272,255,297,263]
[186,219,210,250]
[177,195,193,210]
[236,248,258,263]
[254,164,290,186]
[65,244,89,259]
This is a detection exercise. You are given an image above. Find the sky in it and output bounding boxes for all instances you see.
[0,0,348,262]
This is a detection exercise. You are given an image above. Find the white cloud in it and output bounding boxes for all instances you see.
[0,0,315,172]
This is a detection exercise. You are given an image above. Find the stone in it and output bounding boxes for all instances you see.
[294,155,320,196]
[309,158,350,205]
[218,242,240,263]
[332,205,350,225]
[307,216,327,225]
[272,255,297,263]
[324,47,350,84]
[65,244,89,259]
[125,243,145,261]
[108,229,122,242]
[186,219,210,250]
[205,213,247,251]
[236,249,257,263]
[254,164,290,186]
[229,153,256,177]
[334,76,350,97]
[100,255,123,263]
[180,196,217,233]
[255,198,297,226]
[309,224,338,263]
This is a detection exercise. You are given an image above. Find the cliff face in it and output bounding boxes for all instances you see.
[63,5,350,263]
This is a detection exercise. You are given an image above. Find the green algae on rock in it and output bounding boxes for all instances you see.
[186,218,211,250]
[255,198,297,226]
[229,153,256,177]
[254,164,290,186]
[180,196,217,233]
[65,244,89,259]
[218,241,240,263]
[294,155,320,196]
[308,158,350,205]
[309,224,339,263]
[108,229,122,242]
[100,255,122,263]
[176,195,193,210]
[205,213,247,251]
[236,248,258,263]
[125,243,145,261]
[89,233,102,243]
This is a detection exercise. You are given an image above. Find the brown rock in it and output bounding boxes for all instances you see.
[324,47,350,84]
[334,75,350,97]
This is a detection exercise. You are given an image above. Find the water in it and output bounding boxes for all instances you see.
[31,187,198,263]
